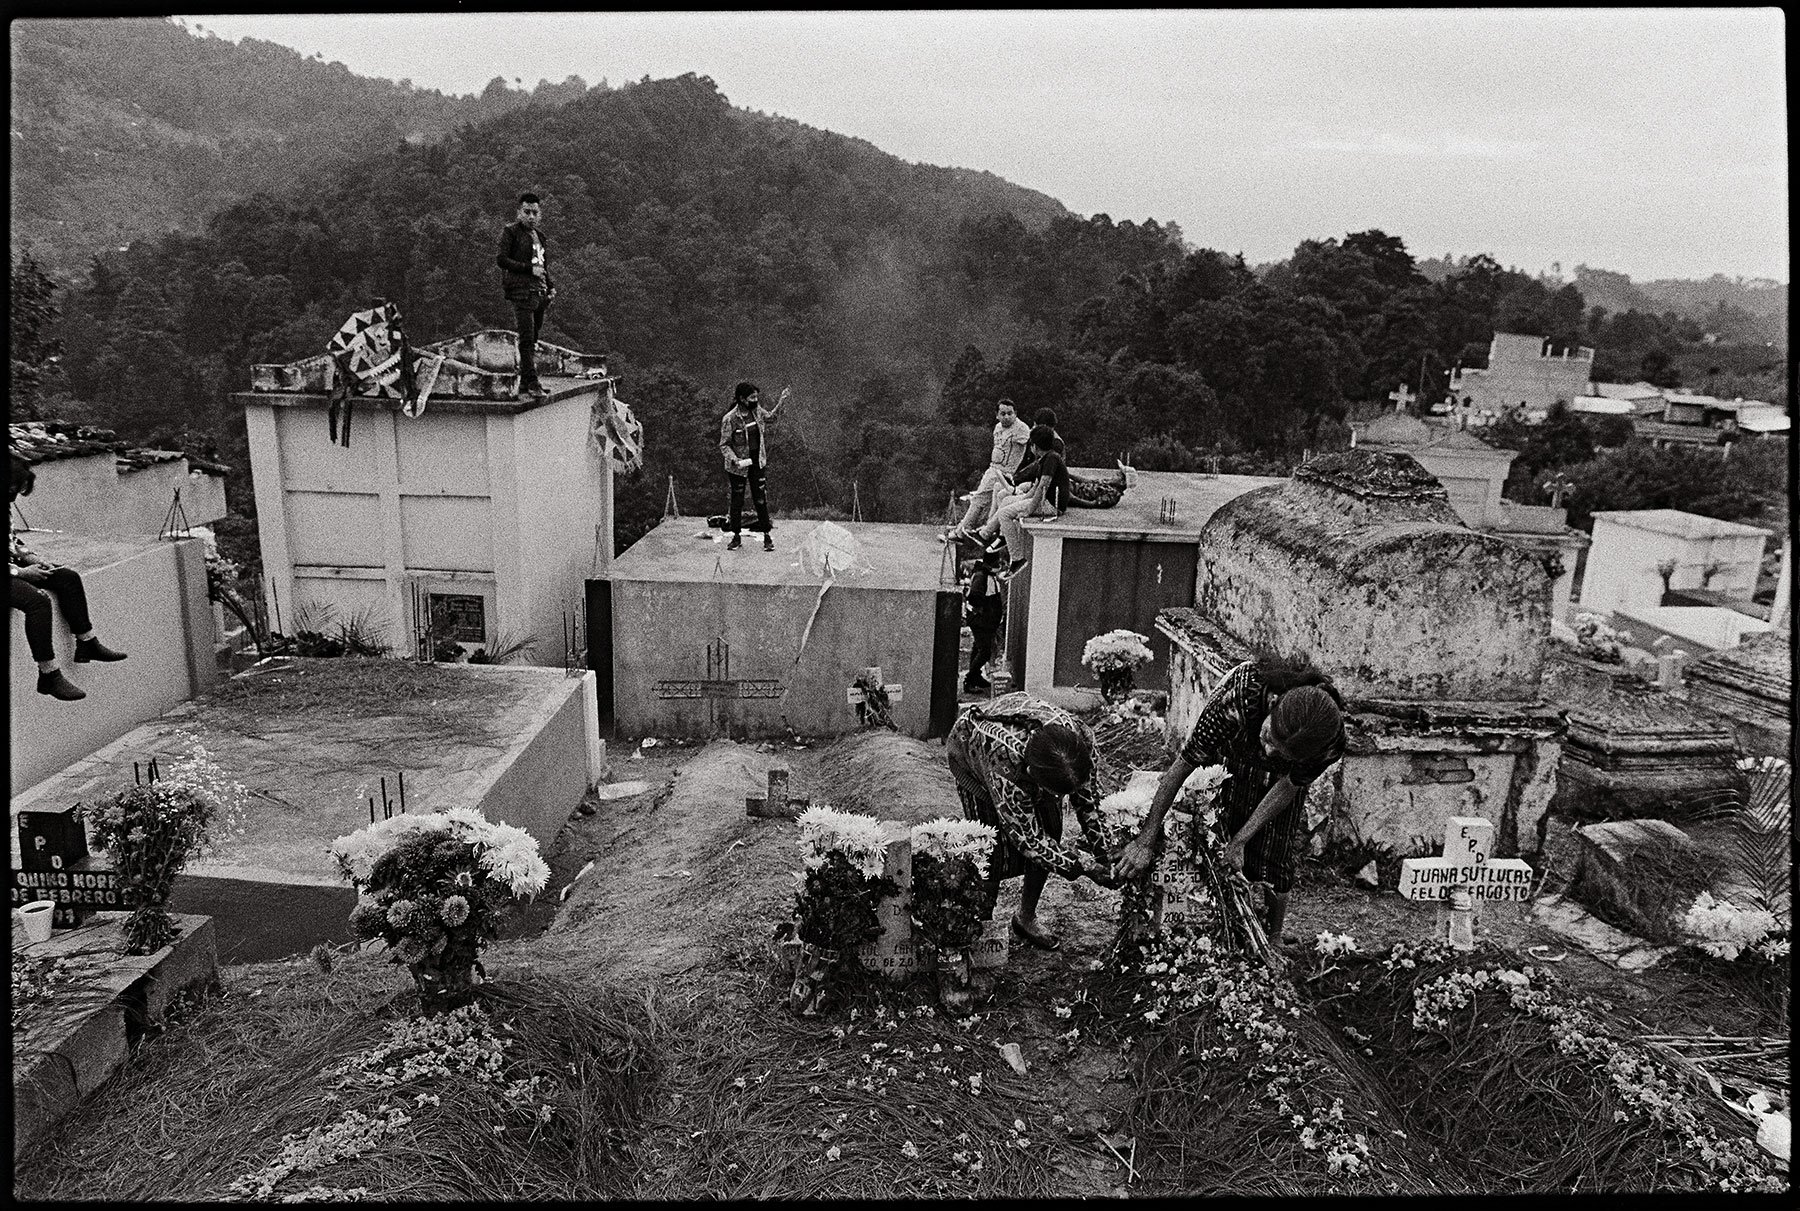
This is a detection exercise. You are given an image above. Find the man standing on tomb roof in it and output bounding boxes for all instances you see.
[944,398,1032,542]
[1114,653,1346,942]
[719,381,791,551]
[947,692,1120,950]
[496,192,557,399]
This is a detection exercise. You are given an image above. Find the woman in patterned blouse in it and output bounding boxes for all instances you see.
[1113,653,1346,941]
[946,692,1120,950]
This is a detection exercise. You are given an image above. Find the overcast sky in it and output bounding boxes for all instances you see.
[180,9,1787,283]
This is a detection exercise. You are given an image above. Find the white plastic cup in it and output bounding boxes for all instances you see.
[19,900,57,944]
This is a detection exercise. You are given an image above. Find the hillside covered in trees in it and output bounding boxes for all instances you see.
[10,20,1787,556]
[8,17,610,278]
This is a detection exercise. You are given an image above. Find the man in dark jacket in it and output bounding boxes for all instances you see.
[495,193,556,398]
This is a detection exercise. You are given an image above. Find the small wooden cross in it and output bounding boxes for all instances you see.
[1388,384,1416,413]
[1399,817,1534,948]
[1541,473,1577,509]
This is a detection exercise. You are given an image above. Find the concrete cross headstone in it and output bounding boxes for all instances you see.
[1388,384,1417,413]
[1398,816,1533,948]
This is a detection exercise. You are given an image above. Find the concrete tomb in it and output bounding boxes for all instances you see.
[1681,631,1791,761]
[1159,449,1565,860]
[595,517,961,740]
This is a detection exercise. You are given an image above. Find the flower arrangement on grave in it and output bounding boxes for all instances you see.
[1098,765,1230,943]
[908,819,998,1014]
[787,806,899,1015]
[1569,611,1624,663]
[1081,629,1156,701]
[1676,891,1786,963]
[330,808,549,1013]
[85,732,249,955]
[1287,939,1788,1192]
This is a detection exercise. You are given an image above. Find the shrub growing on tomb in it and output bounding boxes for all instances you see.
[85,732,249,954]
[330,809,550,1014]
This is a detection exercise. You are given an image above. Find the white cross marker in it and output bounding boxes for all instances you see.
[1398,816,1533,904]
[1388,384,1417,412]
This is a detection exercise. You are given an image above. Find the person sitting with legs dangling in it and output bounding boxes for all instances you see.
[9,454,128,701]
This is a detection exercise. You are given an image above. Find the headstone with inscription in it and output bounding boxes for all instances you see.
[1399,816,1532,947]
[12,803,124,929]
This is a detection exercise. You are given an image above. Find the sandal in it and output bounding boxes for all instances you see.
[1010,915,1061,951]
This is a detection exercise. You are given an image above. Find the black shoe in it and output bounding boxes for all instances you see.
[1006,557,1029,576]
[964,675,991,692]
[727,534,743,550]
[37,669,86,701]
[74,638,128,663]
[763,534,775,552]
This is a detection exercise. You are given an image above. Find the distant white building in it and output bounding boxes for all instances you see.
[1448,332,1594,426]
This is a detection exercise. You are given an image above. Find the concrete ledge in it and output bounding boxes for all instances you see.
[12,912,218,1160]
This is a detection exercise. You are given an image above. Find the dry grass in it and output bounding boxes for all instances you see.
[13,951,662,1201]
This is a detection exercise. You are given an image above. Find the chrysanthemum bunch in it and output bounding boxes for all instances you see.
[330,808,548,968]
[791,805,898,958]
[1081,629,1155,674]
[796,805,891,880]
[1677,891,1783,961]
[910,819,998,953]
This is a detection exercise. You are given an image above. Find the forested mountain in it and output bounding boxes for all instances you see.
[10,19,1785,557]
[10,17,579,277]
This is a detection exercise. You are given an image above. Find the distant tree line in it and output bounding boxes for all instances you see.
[11,67,1787,556]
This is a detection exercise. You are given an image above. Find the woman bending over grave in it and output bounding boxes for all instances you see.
[946,692,1120,950]
[9,454,128,701]
[1114,652,1345,942]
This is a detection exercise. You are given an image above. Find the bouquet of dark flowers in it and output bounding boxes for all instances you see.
[85,732,248,954]
[786,806,898,1015]
[909,819,998,1015]
[331,807,549,1013]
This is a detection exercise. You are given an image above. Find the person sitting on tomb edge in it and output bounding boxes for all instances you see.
[944,398,1032,543]
[946,692,1120,950]
[1114,652,1346,943]
[719,381,791,551]
[1029,408,1065,457]
[496,191,557,398]
[961,546,1006,693]
[977,424,1068,574]
[9,454,128,701]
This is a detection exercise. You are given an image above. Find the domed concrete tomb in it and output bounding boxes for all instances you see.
[1159,449,1566,861]
[1194,450,1552,703]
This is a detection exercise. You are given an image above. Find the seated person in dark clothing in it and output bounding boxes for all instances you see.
[1031,408,1066,456]
[9,454,127,701]
[977,425,1068,572]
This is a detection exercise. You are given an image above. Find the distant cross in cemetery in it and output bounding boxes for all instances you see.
[1541,473,1577,510]
[1388,383,1417,413]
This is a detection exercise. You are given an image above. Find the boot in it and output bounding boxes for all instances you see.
[727,534,743,550]
[763,534,775,552]
[74,637,128,663]
[37,669,87,700]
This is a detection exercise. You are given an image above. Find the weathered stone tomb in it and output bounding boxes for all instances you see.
[1159,450,1565,860]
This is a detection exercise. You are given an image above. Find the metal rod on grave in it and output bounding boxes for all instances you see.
[398,770,406,814]
[381,777,390,820]
[369,798,377,825]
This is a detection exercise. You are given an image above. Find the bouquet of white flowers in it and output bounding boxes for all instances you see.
[787,806,899,1015]
[1081,629,1156,675]
[1677,890,1785,962]
[330,807,549,1013]
[1570,612,1624,664]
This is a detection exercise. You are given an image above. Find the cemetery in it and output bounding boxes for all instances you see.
[10,336,1789,1196]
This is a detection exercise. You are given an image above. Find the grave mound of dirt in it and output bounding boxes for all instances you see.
[539,732,969,987]
[813,730,959,823]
